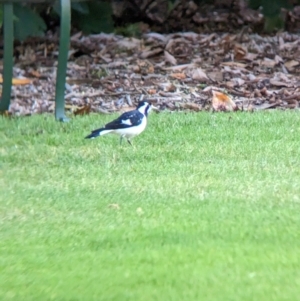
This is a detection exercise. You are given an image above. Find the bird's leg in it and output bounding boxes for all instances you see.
[127,139,133,146]
[120,135,124,145]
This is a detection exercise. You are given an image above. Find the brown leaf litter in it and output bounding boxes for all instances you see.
[1,30,300,116]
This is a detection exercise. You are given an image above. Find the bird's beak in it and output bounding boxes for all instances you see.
[151,105,159,112]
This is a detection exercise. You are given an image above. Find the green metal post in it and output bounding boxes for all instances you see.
[55,0,71,122]
[0,3,14,112]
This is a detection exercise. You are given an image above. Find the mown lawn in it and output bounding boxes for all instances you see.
[1,110,300,301]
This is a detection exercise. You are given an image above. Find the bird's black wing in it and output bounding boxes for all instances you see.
[104,110,144,130]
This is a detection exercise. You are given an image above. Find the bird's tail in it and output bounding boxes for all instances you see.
[85,128,112,139]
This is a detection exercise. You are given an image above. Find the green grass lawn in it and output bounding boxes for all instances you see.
[1,110,300,301]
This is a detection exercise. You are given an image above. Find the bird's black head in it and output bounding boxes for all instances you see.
[136,101,152,116]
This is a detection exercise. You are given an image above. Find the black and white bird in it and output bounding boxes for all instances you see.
[85,100,153,145]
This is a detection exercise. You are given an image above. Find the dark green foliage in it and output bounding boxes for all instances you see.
[2,1,114,41]
[70,1,89,14]
[248,0,299,31]
[52,0,114,34]
[0,5,3,28]
[264,15,285,32]
[2,0,300,41]
[248,0,296,16]
[14,3,46,41]
[115,23,142,37]
[72,1,114,34]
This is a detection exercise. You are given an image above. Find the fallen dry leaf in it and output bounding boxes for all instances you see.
[147,89,157,94]
[28,70,41,78]
[244,52,257,61]
[212,90,237,111]
[164,50,177,65]
[284,60,300,71]
[274,55,283,64]
[180,102,201,111]
[170,72,186,80]
[12,78,32,85]
[140,47,163,59]
[234,43,247,61]
[136,59,154,75]
[74,104,91,116]
[207,71,223,82]
[116,38,141,50]
[221,61,247,68]
[163,63,195,71]
[283,93,300,101]
[269,79,290,87]
[0,76,32,85]
[191,68,209,82]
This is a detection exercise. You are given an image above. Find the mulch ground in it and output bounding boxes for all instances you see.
[2,29,300,116]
